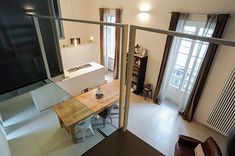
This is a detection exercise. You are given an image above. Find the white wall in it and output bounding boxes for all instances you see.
[59,0,92,46]
[58,0,100,69]
[89,0,235,124]
[194,18,235,123]
[60,43,99,69]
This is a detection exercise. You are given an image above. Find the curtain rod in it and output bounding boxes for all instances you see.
[26,13,126,27]
[168,11,235,16]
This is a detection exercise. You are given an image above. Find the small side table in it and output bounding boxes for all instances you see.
[143,86,152,100]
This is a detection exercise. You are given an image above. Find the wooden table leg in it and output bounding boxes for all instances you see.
[69,125,76,144]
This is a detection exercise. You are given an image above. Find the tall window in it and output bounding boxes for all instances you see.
[104,12,116,70]
[170,22,214,91]
[166,20,215,105]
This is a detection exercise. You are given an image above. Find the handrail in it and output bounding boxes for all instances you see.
[123,24,235,131]
[26,13,127,27]
[133,25,235,47]
[27,13,235,132]
[26,13,235,48]
[28,13,128,130]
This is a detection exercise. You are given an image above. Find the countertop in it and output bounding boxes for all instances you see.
[63,62,104,79]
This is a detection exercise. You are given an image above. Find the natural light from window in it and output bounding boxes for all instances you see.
[169,21,213,93]
[104,14,116,70]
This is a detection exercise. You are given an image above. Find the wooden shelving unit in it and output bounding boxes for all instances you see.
[127,53,148,95]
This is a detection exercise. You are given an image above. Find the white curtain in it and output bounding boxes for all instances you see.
[103,9,116,70]
[158,14,217,113]
[159,13,189,102]
[178,15,217,113]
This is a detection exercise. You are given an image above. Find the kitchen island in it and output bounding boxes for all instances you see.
[56,62,106,97]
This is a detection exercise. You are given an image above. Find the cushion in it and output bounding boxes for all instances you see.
[194,144,205,156]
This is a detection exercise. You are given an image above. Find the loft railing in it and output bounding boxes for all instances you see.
[27,13,128,130]
[0,13,234,156]
[26,14,235,132]
[124,25,235,130]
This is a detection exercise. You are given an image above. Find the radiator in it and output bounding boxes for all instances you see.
[205,66,235,136]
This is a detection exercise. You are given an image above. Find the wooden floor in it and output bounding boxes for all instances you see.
[82,129,164,156]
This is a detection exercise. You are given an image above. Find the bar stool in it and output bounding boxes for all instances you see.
[143,83,152,100]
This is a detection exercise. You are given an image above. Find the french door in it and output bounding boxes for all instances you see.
[166,21,213,105]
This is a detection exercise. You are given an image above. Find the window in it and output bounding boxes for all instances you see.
[103,11,116,70]
[105,15,116,59]
[51,0,64,39]
[169,21,211,92]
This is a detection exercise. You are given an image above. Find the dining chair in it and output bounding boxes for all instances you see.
[75,116,94,141]
[59,95,94,141]
[81,88,92,94]
[99,105,114,128]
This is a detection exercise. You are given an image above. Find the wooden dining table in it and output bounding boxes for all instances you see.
[53,79,119,143]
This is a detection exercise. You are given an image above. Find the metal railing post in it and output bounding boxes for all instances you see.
[118,25,128,129]
[123,26,136,132]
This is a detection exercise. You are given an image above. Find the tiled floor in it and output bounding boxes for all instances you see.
[105,71,226,155]
[1,95,116,156]
[128,93,227,156]
[2,92,227,156]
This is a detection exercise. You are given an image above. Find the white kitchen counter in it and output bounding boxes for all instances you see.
[56,62,105,97]
[64,62,104,79]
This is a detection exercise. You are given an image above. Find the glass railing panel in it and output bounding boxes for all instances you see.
[0,14,125,156]
[0,78,118,156]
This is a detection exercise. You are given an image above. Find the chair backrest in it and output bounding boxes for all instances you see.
[81,88,92,94]
[225,126,235,156]
[99,105,114,119]
[106,105,113,116]
[83,117,92,127]
[144,83,152,89]
[202,137,222,156]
